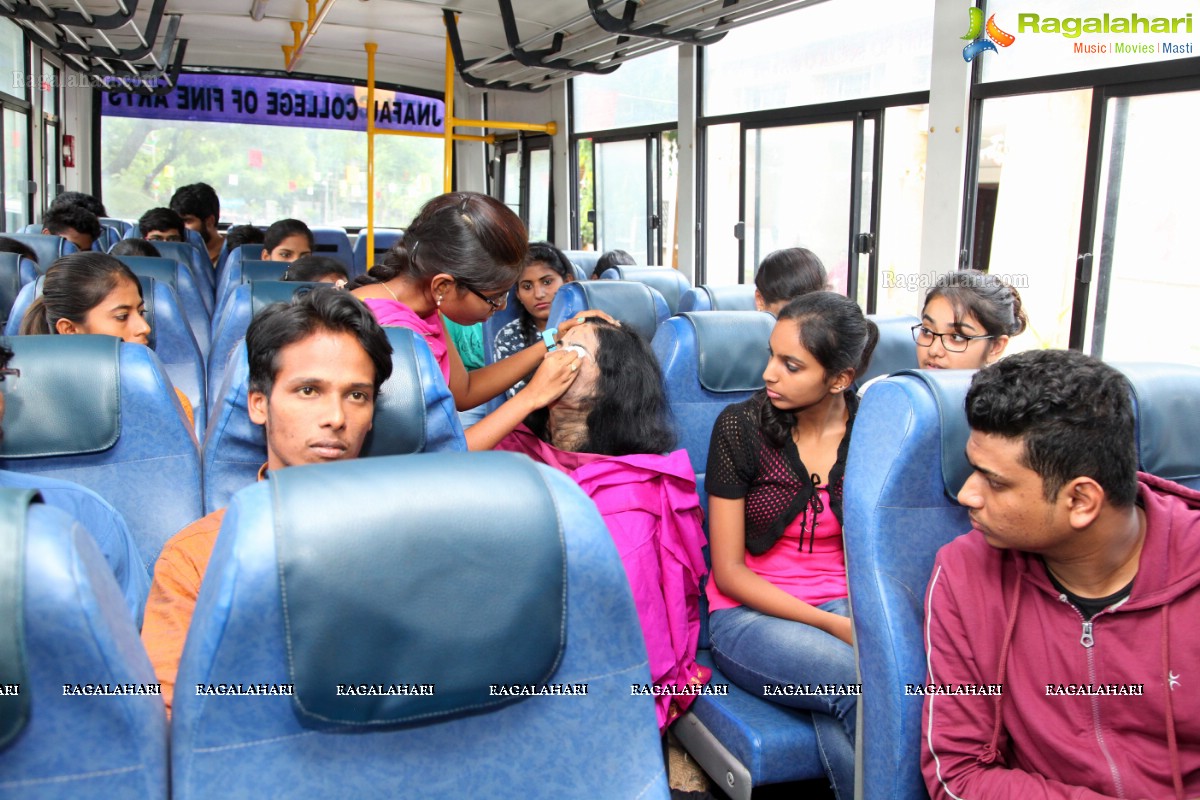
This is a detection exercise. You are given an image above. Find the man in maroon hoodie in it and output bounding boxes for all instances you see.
[922,349,1199,799]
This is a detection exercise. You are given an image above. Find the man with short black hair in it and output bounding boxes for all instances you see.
[49,190,107,218]
[169,182,223,265]
[41,204,102,252]
[922,349,1200,799]
[141,289,393,712]
[137,207,187,243]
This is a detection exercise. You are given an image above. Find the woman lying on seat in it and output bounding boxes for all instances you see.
[19,252,194,429]
[494,318,709,731]
[706,292,877,800]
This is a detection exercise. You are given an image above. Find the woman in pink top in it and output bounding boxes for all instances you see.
[706,292,877,800]
[352,192,604,451]
[494,319,709,732]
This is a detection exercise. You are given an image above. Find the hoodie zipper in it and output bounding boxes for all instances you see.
[1058,595,1126,798]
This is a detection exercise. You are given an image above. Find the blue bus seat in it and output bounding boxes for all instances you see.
[206,281,325,419]
[171,453,668,799]
[652,310,823,798]
[679,285,758,313]
[548,280,669,344]
[352,228,403,277]
[600,265,691,314]
[561,249,600,280]
[481,284,522,366]
[202,327,467,512]
[99,217,134,236]
[4,233,78,267]
[652,311,775,484]
[212,260,286,325]
[214,244,269,313]
[0,490,167,798]
[0,253,36,328]
[859,315,920,386]
[310,226,353,268]
[5,276,207,439]
[843,369,975,800]
[116,255,212,357]
[1116,362,1200,491]
[0,336,201,571]
[151,240,216,302]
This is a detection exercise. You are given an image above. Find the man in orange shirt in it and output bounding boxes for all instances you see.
[141,288,393,712]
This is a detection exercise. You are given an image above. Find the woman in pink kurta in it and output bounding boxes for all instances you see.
[352,192,605,451]
[494,319,710,730]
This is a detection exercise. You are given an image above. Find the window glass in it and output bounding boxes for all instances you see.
[0,19,25,100]
[100,117,443,227]
[502,149,520,218]
[980,0,1197,83]
[4,108,29,230]
[573,48,677,132]
[594,138,648,258]
[527,148,550,242]
[1086,90,1200,366]
[874,105,930,318]
[703,0,933,117]
[41,61,57,116]
[703,122,740,285]
[972,91,1091,353]
[660,131,679,268]
[576,139,595,249]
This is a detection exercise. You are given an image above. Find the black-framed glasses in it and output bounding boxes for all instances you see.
[911,324,994,353]
[0,366,19,382]
[462,283,508,311]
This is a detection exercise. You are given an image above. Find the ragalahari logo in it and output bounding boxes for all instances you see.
[962,7,1016,62]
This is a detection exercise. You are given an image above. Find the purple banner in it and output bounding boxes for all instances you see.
[101,73,444,134]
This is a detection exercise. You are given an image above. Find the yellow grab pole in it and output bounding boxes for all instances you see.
[365,42,377,267]
[443,24,455,193]
[454,118,557,136]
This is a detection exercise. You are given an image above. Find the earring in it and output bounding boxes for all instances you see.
[436,294,443,307]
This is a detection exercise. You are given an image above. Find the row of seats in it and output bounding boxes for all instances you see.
[4,348,1195,798]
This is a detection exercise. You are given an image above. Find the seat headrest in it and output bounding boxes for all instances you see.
[249,281,323,315]
[601,267,691,313]
[150,241,198,268]
[116,256,177,290]
[0,336,121,458]
[551,281,664,342]
[272,453,566,727]
[0,488,36,749]
[681,311,775,392]
[361,327,465,455]
[241,260,289,283]
[893,369,976,498]
[860,315,920,385]
[134,277,158,351]
[1115,362,1200,485]
[704,285,757,311]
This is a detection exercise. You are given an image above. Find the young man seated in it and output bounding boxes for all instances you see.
[42,204,102,252]
[140,289,393,712]
[923,349,1200,799]
[138,207,188,243]
[169,182,224,265]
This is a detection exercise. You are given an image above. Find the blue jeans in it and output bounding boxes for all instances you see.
[709,599,856,800]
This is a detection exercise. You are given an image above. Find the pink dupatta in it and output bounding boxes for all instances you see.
[361,297,450,383]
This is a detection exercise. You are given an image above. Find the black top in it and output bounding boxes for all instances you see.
[1044,565,1134,621]
[705,391,858,556]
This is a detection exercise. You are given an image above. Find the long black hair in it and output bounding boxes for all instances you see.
[516,242,575,347]
[759,291,878,449]
[526,319,675,457]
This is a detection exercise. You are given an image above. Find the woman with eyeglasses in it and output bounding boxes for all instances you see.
[352,192,604,450]
[914,269,1027,370]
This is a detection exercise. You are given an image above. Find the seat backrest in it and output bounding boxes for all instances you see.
[561,249,600,279]
[1115,361,1200,491]
[480,284,523,366]
[309,226,353,268]
[0,336,202,571]
[652,311,775,484]
[206,281,323,415]
[860,315,920,385]
[844,369,974,800]
[678,284,758,313]
[0,253,36,328]
[240,259,289,284]
[600,266,691,314]
[214,244,262,303]
[172,453,667,800]
[116,255,212,357]
[549,280,669,343]
[202,327,467,512]
[152,240,215,301]
[0,489,167,798]
[99,217,134,236]
[5,233,78,267]
[351,228,403,277]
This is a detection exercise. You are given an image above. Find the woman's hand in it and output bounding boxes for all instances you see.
[557,309,618,335]
[519,348,582,410]
[826,613,853,646]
